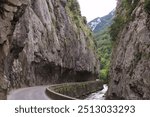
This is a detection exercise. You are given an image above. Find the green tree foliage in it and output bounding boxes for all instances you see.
[68,0,81,16]
[110,15,125,41]
[95,0,142,83]
[110,0,140,41]
[122,0,139,19]
[94,28,112,83]
[66,0,95,50]
[144,0,150,14]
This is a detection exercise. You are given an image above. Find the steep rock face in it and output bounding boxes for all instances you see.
[107,0,150,99]
[0,0,99,99]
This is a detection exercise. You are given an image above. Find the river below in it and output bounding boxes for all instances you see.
[85,84,108,100]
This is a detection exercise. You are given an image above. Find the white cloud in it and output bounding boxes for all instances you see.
[78,0,117,22]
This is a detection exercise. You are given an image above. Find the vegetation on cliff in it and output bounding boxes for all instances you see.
[66,0,95,50]
[144,0,150,14]
[107,0,150,99]
[110,0,139,41]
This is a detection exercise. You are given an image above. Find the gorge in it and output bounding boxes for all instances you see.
[0,0,150,100]
[0,0,99,99]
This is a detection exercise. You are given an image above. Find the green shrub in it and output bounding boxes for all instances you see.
[110,15,125,41]
[144,0,150,13]
[100,69,109,83]
[95,28,112,83]
[82,16,87,24]
[110,0,140,42]
[68,0,81,16]
[65,0,96,52]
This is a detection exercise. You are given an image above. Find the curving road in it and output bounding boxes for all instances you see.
[7,86,51,100]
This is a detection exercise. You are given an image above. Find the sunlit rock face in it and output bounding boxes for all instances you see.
[107,0,150,99]
[0,0,99,99]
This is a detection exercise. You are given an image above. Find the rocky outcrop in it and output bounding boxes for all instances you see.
[107,0,150,99]
[0,0,99,99]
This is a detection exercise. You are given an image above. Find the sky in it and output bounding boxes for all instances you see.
[78,0,117,22]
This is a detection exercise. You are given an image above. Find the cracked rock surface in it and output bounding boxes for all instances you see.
[107,0,150,100]
[0,0,99,99]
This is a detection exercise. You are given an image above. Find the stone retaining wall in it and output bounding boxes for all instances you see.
[46,81,103,100]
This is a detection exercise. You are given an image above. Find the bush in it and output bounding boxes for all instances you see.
[66,0,95,51]
[100,69,109,83]
[144,0,150,14]
[110,0,140,42]
[82,16,87,24]
[95,28,112,83]
[68,0,81,16]
[110,15,125,41]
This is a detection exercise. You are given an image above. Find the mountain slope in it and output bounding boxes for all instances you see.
[88,10,115,33]
[95,28,112,83]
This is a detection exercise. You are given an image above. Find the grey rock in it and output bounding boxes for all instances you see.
[7,0,22,6]
[0,0,99,99]
[107,0,150,100]
[3,4,17,12]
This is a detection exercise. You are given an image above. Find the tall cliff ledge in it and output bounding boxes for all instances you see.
[107,0,150,99]
[0,0,99,99]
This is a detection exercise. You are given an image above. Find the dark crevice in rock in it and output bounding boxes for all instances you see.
[106,92,125,100]
[12,4,27,24]
[0,2,5,18]
[10,45,24,59]
[129,83,144,98]
[0,40,7,46]
[60,0,67,7]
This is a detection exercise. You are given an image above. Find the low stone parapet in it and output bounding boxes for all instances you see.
[46,81,103,100]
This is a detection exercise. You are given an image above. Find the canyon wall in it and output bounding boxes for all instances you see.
[0,0,99,99]
[107,0,150,99]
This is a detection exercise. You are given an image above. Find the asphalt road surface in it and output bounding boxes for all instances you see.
[7,86,51,100]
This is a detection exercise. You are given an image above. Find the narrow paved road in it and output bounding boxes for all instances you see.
[7,86,51,100]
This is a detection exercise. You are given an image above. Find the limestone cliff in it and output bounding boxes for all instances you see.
[107,0,150,99]
[0,0,99,99]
